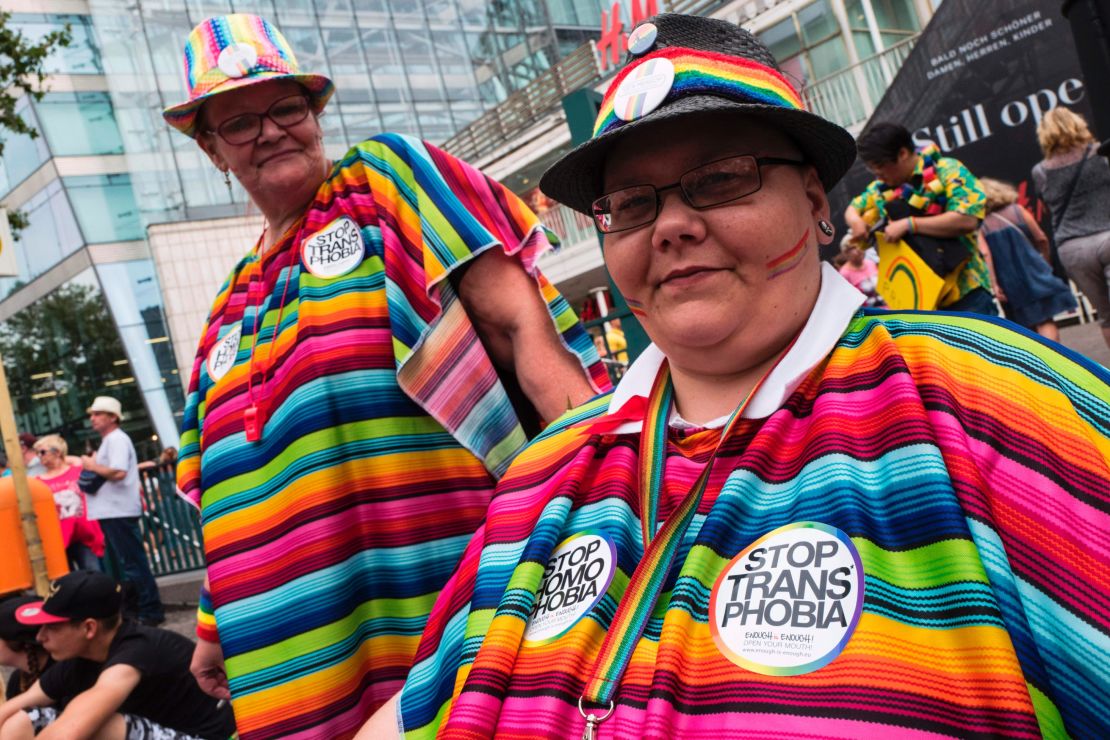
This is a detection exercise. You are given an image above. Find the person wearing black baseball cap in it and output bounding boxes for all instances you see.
[0,572,234,739]
[361,12,1110,739]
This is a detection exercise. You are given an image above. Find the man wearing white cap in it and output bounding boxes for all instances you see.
[81,396,165,626]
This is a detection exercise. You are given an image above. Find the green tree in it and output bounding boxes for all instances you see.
[0,11,70,158]
[0,11,71,235]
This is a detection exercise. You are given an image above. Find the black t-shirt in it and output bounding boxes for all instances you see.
[4,656,53,700]
[39,621,235,740]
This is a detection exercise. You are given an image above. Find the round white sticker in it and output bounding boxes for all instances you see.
[613,57,675,123]
[217,43,258,79]
[300,217,364,278]
[206,325,242,383]
[524,531,616,644]
[626,22,658,55]
[710,522,864,676]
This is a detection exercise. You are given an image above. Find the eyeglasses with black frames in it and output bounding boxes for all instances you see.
[205,94,312,145]
[591,155,807,234]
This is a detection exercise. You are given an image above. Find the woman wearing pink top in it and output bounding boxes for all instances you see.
[34,434,104,571]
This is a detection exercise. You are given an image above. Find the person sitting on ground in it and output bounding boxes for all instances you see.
[845,122,995,314]
[0,571,235,740]
[361,13,1110,739]
[0,596,52,702]
[977,177,1076,341]
[34,435,104,573]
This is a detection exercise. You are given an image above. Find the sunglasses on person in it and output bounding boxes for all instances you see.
[591,154,806,234]
[206,94,312,145]
[35,447,58,456]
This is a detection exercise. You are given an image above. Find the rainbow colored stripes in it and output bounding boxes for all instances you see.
[593,47,805,138]
[398,310,1110,739]
[765,228,810,279]
[177,134,605,739]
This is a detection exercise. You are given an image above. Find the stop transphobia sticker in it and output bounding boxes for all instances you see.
[710,521,864,676]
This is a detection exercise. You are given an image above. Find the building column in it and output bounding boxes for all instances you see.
[829,0,874,115]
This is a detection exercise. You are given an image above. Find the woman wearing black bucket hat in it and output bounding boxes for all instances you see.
[362,13,1110,740]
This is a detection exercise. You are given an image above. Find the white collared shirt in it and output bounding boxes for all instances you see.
[606,263,866,432]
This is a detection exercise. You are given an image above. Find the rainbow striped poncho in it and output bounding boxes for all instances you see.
[398,279,1110,738]
[176,134,606,739]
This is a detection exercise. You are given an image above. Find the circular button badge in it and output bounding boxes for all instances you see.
[218,43,259,79]
[524,531,616,644]
[709,521,864,676]
[626,23,658,55]
[613,57,675,123]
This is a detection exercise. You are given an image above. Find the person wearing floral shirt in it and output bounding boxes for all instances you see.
[845,122,994,314]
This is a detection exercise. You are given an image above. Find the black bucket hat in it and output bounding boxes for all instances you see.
[540,13,857,214]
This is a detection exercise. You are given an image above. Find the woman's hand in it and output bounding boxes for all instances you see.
[190,637,231,701]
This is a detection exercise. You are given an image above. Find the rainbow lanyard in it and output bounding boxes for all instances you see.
[577,354,785,738]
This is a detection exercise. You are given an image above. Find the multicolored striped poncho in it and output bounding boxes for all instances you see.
[176,134,607,739]
[398,268,1110,738]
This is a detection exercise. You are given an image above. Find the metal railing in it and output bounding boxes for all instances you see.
[133,463,204,576]
[802,36,919,130]
[443,43,603,163]
[97,463,204,586]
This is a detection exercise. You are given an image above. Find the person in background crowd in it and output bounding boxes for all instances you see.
[163,13,605,738]
[837,236,884,307]
[80,397,164,627]
[16,436,45,479]
[1033,106,1110,349]
[0,571,235,739]
[137,447,177,472]
[845,122,995,314]
[34,435,104,573]
[363,13,1110,739]
[0,595,52,702]
[977,177,1076,341]
[0,452,9,478]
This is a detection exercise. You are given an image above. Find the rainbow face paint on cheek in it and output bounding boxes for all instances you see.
[625,297,647,317]
[765,229,810,280]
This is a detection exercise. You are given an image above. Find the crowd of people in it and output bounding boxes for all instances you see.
[840,110,1110,350]
[1,9,1108,740]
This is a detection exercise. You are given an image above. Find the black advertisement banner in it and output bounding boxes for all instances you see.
[828,0,1095,237]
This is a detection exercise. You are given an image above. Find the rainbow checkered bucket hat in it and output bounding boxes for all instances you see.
[163,14,334,138]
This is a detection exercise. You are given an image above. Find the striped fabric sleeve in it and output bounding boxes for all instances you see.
[176,259,252,509]
[881,311,1110,737]
[351,134,606,475]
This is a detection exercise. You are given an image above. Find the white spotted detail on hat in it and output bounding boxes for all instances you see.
[613,57,675,123]
[218,42,259,79]
[626,23,658,55]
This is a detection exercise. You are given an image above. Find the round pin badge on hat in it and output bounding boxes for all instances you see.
[218,42,259,78]
[626,23,658,55]
[613,57,675,122]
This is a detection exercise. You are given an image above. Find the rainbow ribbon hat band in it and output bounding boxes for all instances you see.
[163,14,334,138]
[593,46,805,139]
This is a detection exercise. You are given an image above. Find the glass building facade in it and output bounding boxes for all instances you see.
[0,0,598,456]
[0,0,930,456]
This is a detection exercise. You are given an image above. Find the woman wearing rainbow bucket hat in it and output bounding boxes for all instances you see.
[163,13,608,740]
[361,13,1110,740]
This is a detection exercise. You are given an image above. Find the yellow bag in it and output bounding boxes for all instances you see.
[876,234,963,310]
